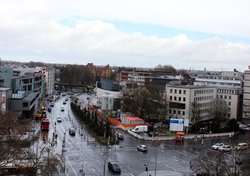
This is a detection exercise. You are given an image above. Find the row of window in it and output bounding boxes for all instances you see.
[169,109,185,116]
[194,96,214,102]
[217,89,237,95]
[217,94,232,100]
[170,89,186,94]
[194,89,214,96]
[169,96,186,102]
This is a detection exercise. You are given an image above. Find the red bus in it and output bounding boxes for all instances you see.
[41,118,50,131]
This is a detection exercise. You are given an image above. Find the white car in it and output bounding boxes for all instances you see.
[212,143,224,150]
[218,145,232,152]
[137,145,147,152]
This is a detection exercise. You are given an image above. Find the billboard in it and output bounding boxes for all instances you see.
[170,118,184,132]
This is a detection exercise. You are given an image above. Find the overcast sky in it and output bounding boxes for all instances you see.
[0,0,250,71]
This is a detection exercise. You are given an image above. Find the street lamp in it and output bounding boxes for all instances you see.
[144,163,149,176]
[209,122,212,134]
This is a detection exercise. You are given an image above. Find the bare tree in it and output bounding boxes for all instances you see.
[190,150,241,176]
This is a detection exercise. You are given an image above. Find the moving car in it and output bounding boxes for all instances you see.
[137,144,147,152]
[236,143,248,151]
[108,161,121,174]
[69,128,75,136]
[218,145,232,152]
[63,101,66,105]
[57,117,62,122]
[212,143,224,150]
[61,107,64,111]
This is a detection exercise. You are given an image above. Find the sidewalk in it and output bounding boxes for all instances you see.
[126,128,235,141]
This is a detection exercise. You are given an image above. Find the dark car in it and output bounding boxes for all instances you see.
[116,133,124,140]
[108,162,121,174]
[69,128,75,136]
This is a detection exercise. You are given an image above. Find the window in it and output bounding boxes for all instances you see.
[170,96,172,100]
[182,111,185,116]
[178,97,181,101]
[183,97,186,102]
[224,95,227,99]
[228,102,231,106]
[170,89,173,93]
[179,90,181,94]
[174,96,177,101]
[183,90,186,94]
[178,110,180,115]
[174,89,177,93]
[229,96,231,100]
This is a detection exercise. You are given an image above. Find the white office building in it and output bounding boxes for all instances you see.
[166,85,217,124]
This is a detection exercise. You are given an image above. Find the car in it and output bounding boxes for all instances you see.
[63,101,66,105]
[57,117,62,122]
[236,143,248,151]
[212,143,224,150]
[50,102,54,107]
[65,98,69,101]
[116,133,124,140]
[137,144,147,152]
[69,128,75,136]
[61,107,64,111]
[108,161,121,174]
[218,145,232,152]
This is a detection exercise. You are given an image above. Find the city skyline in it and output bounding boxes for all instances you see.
[0,0,250,71]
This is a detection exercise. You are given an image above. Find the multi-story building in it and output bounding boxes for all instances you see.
[193,70,242,120]
[0,65,45,117]
[96,79,122,111]
[44,66,55,96]
[87,63,112,80]
[166,85,217,123]
[0,87,12,111]
[128,70,151,86]
[243,70,250,119]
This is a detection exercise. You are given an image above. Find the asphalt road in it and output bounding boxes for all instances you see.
[43,92,250,176]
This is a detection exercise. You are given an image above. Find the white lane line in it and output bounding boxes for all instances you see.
[66,156,78,176]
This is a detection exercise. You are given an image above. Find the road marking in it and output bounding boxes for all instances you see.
[66,156,78,176]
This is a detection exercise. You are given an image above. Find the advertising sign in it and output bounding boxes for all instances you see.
[170,118,184,132]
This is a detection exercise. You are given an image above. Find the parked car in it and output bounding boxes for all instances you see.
[50,102,54,107]
[137,144,147,152]
[219,145,232,152]
[65,98,69,101]
[61,107,64,111]
[63,101,66,105]
[108,161,121,174]
[236,143,248,151]
[69,128,75,136]
[57,117,62,122]
[212,143,224,150]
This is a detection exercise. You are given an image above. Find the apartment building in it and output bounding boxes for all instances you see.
[166,85,217,123]
[128,70,151,86]
[44,66,55,96]
[243,70,250,119]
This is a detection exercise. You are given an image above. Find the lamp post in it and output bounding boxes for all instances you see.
[144,163,149,176]
[209,122,212,134]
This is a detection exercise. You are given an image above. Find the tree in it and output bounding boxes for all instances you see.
[190,150,241,176]
[122,85,164,122]
[0,111,61,175]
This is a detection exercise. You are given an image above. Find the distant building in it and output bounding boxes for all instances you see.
[243,70,250,119]
[87,63,112,80]
[96,79,122,111]
[44,66,55,96]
